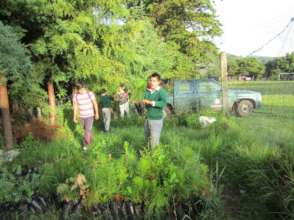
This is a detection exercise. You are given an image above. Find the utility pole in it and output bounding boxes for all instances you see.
[220,52,229,115]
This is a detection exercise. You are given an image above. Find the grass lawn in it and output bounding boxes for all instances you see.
[229,80,294,145]
[229,80,294,95]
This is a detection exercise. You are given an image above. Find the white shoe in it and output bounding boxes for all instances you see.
[83,146,88,151]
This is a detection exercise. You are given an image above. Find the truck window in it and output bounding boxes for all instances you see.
[198,82,220,93]
[178,81,193,94]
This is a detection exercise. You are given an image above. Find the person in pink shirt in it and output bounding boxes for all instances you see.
[73,82,99,150]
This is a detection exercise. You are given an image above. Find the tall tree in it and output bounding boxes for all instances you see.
[1,0,128,123]
[228,56,265,79]
[238,57,265,78]
[265,52,294,79]
[0,21,31,150]
[127,0,222,73]
[0,0,223,110]
[228,58,239,76]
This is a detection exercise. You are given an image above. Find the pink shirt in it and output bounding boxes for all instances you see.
[73,92,95,118]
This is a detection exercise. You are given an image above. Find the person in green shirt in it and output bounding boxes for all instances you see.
[100,89,112,132]
[143,73,168,148]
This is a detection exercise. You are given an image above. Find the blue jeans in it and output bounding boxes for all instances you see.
[144,119,163,148]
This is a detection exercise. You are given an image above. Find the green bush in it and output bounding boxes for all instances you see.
[0,165,39,203]
[1,120,219,218]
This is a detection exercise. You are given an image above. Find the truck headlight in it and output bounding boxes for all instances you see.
[259,94,262,102]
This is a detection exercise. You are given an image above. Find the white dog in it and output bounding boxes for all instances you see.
[199,116,216,127]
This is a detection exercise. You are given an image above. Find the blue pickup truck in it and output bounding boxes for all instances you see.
[165,79,262,117]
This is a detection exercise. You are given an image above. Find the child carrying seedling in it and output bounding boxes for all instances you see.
[73,82,99,150]
[100,89,112,132]
[143,73,168,148]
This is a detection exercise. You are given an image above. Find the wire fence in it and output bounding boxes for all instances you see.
[228,80,294,119]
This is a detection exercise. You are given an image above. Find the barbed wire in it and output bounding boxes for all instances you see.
[247,17,294,57]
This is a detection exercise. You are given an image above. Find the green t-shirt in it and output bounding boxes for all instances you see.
[100,95,112,108]
[144,88,168,120]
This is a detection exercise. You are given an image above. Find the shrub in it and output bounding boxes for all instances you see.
[14,120,58,143]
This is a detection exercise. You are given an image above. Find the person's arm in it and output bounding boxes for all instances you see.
[73,98,78,123]
[92,94,99,120]
[143,90,151,105]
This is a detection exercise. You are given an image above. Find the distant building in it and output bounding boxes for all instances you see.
[279,73,294,80]
[238,73,253,81]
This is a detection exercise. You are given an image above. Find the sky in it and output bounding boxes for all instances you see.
[214,0,294,57]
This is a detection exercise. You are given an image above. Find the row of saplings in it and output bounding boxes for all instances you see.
[1,191,208,219]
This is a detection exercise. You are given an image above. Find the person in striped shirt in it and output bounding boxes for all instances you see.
[73,82,99,150]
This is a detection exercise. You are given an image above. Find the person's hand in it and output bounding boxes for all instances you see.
[143,99,153,105]
[73,117,78,123]
[95,114,99,120]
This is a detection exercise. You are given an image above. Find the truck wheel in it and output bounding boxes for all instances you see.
[235,100,254,117]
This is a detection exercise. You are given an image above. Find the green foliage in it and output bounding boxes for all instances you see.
[0,164,40,203]
[2,95,294,219]
[132,0,222,65]
[228,56,265,78]
[1,80,294,219]
[100,19,195,83]
[0,21,30,80]
[0,21,44,107]
[265,52,294,78]
[0,115,221,218]
[0,0,222,103]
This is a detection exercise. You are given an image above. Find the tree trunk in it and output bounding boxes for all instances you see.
[0,79,13,150]
[48,80,56,125]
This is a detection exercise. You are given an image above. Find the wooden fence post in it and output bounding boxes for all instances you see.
[220,52,229,114]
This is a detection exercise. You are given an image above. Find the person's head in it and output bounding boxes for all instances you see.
[118,84,125,93]
[100,88,107,95]
[148,72,161,89]
[75,81,86,92]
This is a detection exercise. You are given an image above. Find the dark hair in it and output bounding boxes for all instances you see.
[119,83,125,88]
[100,88,107,94]
[149,72,161,81]
[75,81,85,90]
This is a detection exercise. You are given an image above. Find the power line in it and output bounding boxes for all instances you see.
[247,17,294,57]
[279,22,294,55]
